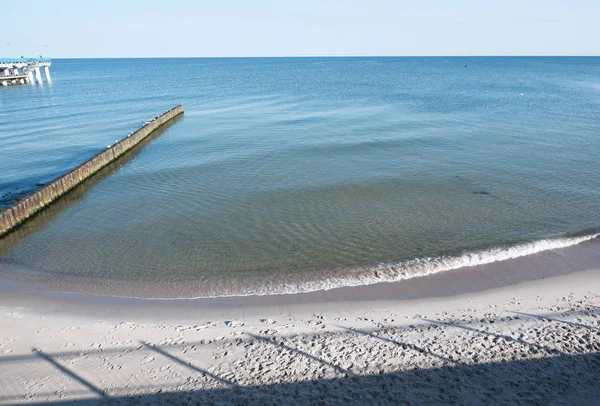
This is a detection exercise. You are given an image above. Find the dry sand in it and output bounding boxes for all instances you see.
[0,269,599,405]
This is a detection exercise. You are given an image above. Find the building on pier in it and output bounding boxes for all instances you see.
[0,57,52,86]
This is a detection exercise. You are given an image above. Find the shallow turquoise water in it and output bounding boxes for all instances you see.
[1,57,600,296]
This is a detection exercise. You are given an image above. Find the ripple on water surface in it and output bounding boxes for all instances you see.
[1,57,600,297]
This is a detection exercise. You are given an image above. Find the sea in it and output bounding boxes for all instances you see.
[1,57,599,298]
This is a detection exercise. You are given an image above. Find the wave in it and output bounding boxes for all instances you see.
[128,232,599,299]
[317,232,600,288]
[209,232,600,298]
[6,232,598,301]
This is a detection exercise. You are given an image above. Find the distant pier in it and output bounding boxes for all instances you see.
[0,57,52,86]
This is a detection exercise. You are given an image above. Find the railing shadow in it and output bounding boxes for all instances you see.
[32,349,107,398]
[421,318,564,356]
[510,311,599,332]
[140,341,236,387]
[343,326,458,364]
[0,307,597,405]
[13,353,600,406]
[246,333,354,377]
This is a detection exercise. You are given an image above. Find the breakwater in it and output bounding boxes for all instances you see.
[0,105,184,237]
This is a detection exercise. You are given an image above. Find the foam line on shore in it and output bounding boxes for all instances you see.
[320,232,600,292]
[80,232,599,300]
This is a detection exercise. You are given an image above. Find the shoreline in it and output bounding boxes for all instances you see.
[0,265,598,404]
[0,236,599,321]
[1,230,599,404]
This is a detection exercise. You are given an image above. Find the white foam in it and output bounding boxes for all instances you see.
[50,232,599,300]
[233,233,600,298]
[301,233,600,294]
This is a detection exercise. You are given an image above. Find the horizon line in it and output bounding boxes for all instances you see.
[6,55,599,59]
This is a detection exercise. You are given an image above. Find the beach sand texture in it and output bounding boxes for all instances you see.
[0,269,598,405]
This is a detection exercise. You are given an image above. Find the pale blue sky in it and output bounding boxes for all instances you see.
[2,0,599,58]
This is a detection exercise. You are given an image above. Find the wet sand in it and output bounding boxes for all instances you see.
[0,237,599,321]
[0,251,599,404]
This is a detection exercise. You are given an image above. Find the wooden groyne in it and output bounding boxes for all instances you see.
[0,105,184,238]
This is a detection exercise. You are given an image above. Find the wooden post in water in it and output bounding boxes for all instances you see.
[0,105,184,237]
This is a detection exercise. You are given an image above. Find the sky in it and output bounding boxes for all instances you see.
[1,0,599,58]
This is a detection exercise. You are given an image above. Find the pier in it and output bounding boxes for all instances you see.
[0,105,184,237]
[0,57,51,86]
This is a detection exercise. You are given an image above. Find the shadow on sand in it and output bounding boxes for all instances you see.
[9,353,600,405]
[0,307,598,405]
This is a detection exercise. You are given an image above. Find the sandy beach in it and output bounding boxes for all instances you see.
[0,263,598,405]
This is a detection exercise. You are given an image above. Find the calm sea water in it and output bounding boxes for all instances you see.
[1,57,600,297]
